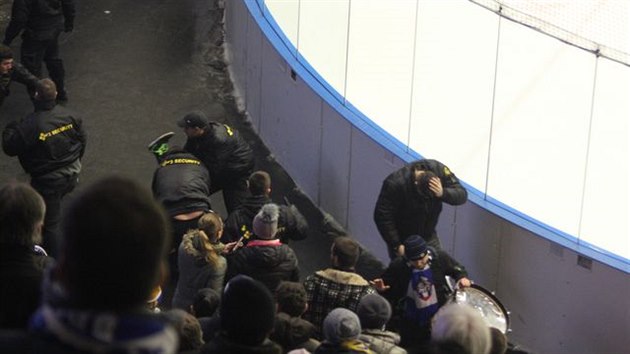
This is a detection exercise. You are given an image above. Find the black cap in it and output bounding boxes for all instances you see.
[177,111,208,129]
[404,235,429,261]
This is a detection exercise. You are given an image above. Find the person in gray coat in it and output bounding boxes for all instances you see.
[357,294,406,354]
[172,212,227,310]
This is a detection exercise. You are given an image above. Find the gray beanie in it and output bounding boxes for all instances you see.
[323,308,362,344]
[253,204,279,239]
[357,293,392,329]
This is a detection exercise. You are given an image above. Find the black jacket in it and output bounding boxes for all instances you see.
[2,100,86,179]
[374,159,467,250]
[380,250,468,312]
[184,121,254,187]
[4,0,75,44]
[223,195,309,244]
[225,239,300,292]
[0,62,38,105]
[0,244,52,329]
[152,149,212,217]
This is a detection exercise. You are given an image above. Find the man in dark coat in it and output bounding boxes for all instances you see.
[3,0,75,102]
[2,78,86,257]
[223,170,308,244]
[371,235,471,350]
[149,132,214,305]
[179,111,254,214]
[225,203,300,292]
[374,159,467,259]
[0,182,52,330]
[0,44,38,106]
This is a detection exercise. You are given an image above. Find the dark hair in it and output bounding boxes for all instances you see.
[248,170,271,196]
[0,182,45,246]
[192,288,221,318]
[332,236,360,270]
[60,176,170,310]
[165,309,204,351]
[36,78,57,101]
[275,281,307,317]
[0,44,13,60]
[416,170,437,197]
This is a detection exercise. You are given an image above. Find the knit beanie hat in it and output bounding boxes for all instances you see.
[253,203,279,239]
[220,275,276,345]
[404,235,429,261]
[323,308,362,344]
[357,293,392,329]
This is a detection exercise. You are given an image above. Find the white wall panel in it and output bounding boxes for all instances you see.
[580,58,630,259]
[297,0,350,97]
[409,0,498,192]
[264,0,299,51]
[488,19,595,237]
[345,0,417,145]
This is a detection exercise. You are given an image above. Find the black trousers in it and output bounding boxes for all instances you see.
[20,33,66,95]
[31,173,78,258]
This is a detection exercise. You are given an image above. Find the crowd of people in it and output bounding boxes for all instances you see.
[0,0,511,353]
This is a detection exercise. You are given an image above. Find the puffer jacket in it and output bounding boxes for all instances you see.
[223,195,308,244]
[172,231,227,310]
[359,329,406,354]
[151,149,212,217]
[225,239,299,292]
[373,159,467,251]
[184,121,254,186]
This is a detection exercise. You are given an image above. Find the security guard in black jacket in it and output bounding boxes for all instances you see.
[178,111,254,214]
[3,0,75,102]
[374,159,467,259]
[0,44,38,106]
[2,78,86,257]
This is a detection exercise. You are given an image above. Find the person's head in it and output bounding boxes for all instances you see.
[253,203,279,240]
[489,327,508,354]
[195,212,223,266]
[220,275,276,346]
[414,167,438,199]
[0,44,13,75]
[177,111,208,138]
[248,170,272,196]
[357,293,392,330]
[57,176,170,310]
[331,236,360,271]
[404,235,432,269]
[431,303,492,354]
[0,181,45,247]
[191,288,221,318]
[322,308,362,344]
[34,78,57,101]
[275,281,308,317]
[165,309,204,351]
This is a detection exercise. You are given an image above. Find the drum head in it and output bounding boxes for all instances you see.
[452,284,510,333]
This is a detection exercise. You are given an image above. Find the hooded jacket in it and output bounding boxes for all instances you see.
[225,239,300,292]
[172,231,227,310]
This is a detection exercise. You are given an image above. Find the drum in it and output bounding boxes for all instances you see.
[448,284,510,334]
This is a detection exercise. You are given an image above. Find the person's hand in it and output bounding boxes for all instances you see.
[429,177,443,197]
[457,277,472,288]
[370,278,390,292]
[223,241,240,253]
[396,244,405,257]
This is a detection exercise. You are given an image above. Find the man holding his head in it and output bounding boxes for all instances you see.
[2,78,86,257]
[374,159,467,259]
